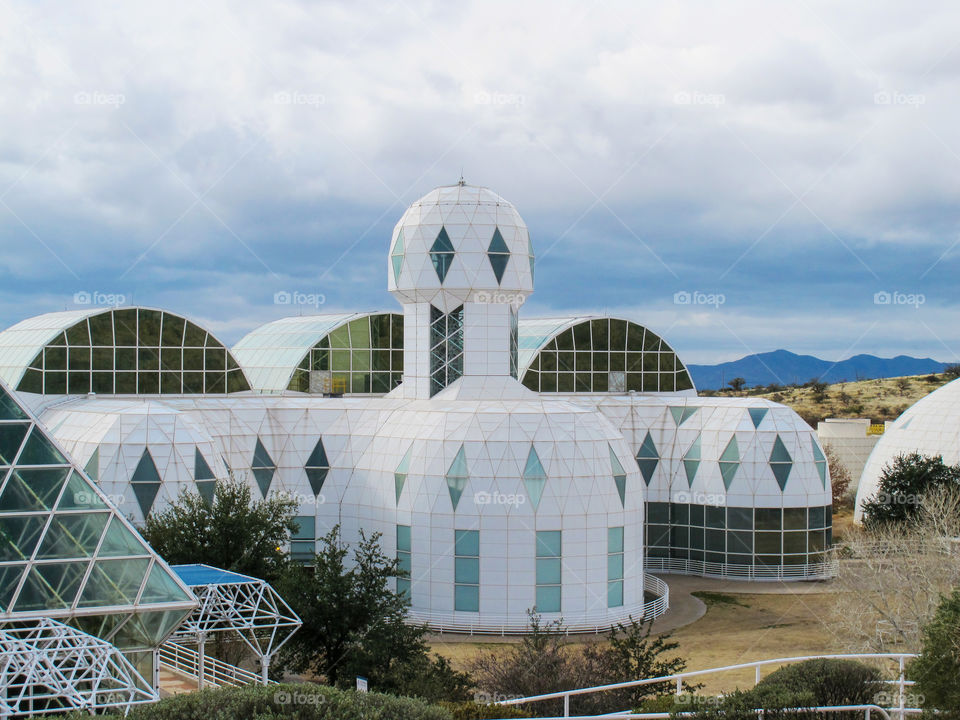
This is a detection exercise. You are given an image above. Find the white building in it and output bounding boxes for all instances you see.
[0,183,834,633]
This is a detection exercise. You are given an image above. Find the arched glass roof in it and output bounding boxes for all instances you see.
[231,313,404,394]
[517,316,695,393]
[0,308,250,395]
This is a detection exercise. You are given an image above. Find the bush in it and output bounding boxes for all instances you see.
[56,682,454,720]
[910,587,960,718]
[755,658,883,706]
[862,453,960,526]
[944,364,960,379]
[437,701,528,719]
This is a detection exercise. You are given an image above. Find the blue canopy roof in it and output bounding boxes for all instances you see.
[171,564,261,586]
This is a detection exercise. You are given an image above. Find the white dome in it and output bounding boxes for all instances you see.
[388,183,535,310]
[856,378,960,523]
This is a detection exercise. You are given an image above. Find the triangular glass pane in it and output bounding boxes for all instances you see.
[0,515,47,561]
[771,462,792,490]
[84,448,99,481]
[811,439,826,464]
[140,561,192,604]
[132,482,160,517]
[815,461,827,488]
[446,446,468,510]
[70,611,129,642]
[0,468,68,512]
[196,480,216,505]
[608,444,625,475]
[305,468,327,496]
[637,458,658,486]
[14,560,89,611]
[253,467,274,497]
[395,472,406,503]
[812,439,828,487]
[684,435,702,461]
[98,516,151,557]
[17,426,67,465]
[0,388,28,420]
[391,254,404,284]
[36,512,109,559]
[396,446,412,474]
[0,423,29,464]
[252,438,274,469]
[131,449,161,516]
[431,226,454,253]
[194,448,215,480]
[613,474,626,506]
[748,408,768,428]
[670,407,698,426]
[0,564,25,610]
[719,461,739,490]
[900,418,912,430]
[637,431,658,459]
[488,252,510,284]
[78,557,150,608]
[720,436,739,462]
[306,438,329,468]
[770,436,792,463]
[488,227,509,254]
[56,471,108,510]
[683,459,700,487]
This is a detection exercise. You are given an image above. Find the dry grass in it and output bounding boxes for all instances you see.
[704,373,952,428]
[427,591,842,696]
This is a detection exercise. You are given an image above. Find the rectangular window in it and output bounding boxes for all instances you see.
[608,527,624,607]
[290,516,315,562]
[536,530,562,613]
[396,525,411,600]
[454,529,479,612]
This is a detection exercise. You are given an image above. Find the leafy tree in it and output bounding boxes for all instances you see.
[808,379,828,402]
[944,364,960,379]
[276,525,471,702]
[910,587,960,718]
[861,452,960,527]
[141,476,297,582]
[728,377,746,393]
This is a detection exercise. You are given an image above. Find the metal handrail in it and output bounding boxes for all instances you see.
[497,652,918,719]
[158,640,276,687]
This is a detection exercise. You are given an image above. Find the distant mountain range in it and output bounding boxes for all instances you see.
[687,349,949,390]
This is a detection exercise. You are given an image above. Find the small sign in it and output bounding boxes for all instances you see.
[356,677,368,693]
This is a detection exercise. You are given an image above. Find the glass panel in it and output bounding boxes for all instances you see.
[139,561,192,604]
[98,516,151,557]
[454,584,479,612]
[57,472,108,510]
[15,560,89,610]
[755,508,782,531]
[36,512,108,559]
[0,468,68,512]
[727,507,753,530]
[608,526,624,553]
[78,557,150,607]
[536,557,561,585]
[536,585,561,613]
[455,557,480,584]
[647,502,669,524]
[17,427,67,465]
[607,553,624,581]
[784,508,807,530]
[397,524,411,552]
[454,529,479,557]
[0,515,47,561]
[607,580,623,608]
[536,530,561,557]
[0,564,25,610]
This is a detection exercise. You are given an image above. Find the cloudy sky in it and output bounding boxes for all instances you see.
[1,0,959,364]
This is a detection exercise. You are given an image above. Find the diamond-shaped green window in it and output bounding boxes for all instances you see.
[391,228,405,284]
[812,439,827,488]
[635,432,659,486]
[446,445,468,510]
[719,436,739,490]
[609,444,626,506]
[395,446,412,504]
[131,449,162,518]
[769,435,793,490]
[670,406,698,426]
[430,227,455,283]
[487,228,510,285]
[194,448,216,505]
[523,446,547,509]
[748,408,768,428]
[252,438,276,498]
[305,438,330,496]
[683,435,701,487]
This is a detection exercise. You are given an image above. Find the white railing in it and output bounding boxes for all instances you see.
[644,557,838,581]
[410,573,669,635]
[158,640,276,688]
[497,652,918,719]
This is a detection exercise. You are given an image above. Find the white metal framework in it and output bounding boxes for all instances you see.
[167,564,301,684]
[0,618,157,717]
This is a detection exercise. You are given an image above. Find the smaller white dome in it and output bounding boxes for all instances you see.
[388,183,535,310]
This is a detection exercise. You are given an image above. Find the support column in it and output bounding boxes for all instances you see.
[260,653,271,684]
[197,633,206,690]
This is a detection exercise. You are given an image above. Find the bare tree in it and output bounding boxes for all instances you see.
[830,486,960,652]
[823,442,851,509]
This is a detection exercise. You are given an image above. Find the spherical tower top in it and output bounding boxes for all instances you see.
[388,183,535,310]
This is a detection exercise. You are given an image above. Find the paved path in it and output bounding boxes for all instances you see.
[158,668,199,697]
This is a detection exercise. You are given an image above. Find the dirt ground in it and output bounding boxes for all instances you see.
[428,589,845,696]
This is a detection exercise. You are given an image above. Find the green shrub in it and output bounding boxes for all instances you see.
[755,658,883,706]
[54,682,453,720]
[911,588,960,718]
[436,700,528,719]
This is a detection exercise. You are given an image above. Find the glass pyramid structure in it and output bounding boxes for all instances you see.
[0,379,196,653]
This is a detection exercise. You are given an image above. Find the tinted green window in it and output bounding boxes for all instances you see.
[454,584,479,612]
